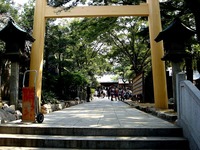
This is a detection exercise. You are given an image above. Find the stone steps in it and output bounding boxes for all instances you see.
[0,126,189,149]
[0,134,188,149]
[0,147,189,150]
[0,126,183,136]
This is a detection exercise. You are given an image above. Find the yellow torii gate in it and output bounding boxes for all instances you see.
[29,0,168,110]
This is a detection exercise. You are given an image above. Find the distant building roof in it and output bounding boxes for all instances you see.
[118,78,130,84]
[96,74,118,83]
[96,74,130,85]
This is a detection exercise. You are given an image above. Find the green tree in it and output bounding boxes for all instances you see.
[100,17,151,81]
[0,0,18,19]
[17,0,35,32]
[17,0,200,102]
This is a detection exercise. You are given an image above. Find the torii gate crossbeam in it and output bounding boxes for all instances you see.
[29,0,168,118]
[45,4,149,18]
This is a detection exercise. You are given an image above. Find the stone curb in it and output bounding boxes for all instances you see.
[124,100,177,123]
[0,99,87,124]
[42,100,86,114]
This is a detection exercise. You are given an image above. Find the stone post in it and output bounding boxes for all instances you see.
[176,72,186,119]
[172,62,182,111]
[10,62,19,108]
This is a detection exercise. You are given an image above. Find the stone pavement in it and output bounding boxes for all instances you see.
[0,97,188,150]
[5,97,177,128]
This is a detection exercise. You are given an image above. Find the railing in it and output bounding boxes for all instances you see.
[176,73,200,150]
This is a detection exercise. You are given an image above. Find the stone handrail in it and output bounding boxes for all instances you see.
[176,73,200,150]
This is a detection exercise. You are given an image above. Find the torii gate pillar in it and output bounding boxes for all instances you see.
[29,0,168,110]
[147,0,168,109]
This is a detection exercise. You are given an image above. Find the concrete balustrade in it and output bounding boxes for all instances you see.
[176,73,200,150]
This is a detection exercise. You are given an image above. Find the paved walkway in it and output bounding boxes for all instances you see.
[5,97,177,128]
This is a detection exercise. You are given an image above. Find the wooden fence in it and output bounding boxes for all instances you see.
[132,73,144,101]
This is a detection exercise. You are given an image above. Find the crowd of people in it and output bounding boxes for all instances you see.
[95,86,133,101]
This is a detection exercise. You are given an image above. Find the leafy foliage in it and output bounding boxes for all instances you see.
[46,0,146,7]
[0,0,17,17]
[107,17,150,76]
[1,0,200,102]
[56,71,88,99]
[17,0,35,33]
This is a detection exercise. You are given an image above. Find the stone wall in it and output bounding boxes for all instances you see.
[42,100,85,114]
[0,104,21,123]
[0,99,85,123]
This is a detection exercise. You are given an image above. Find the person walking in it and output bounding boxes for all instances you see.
[110,87,115,101]
[115,87,119,101]
[107,87,111,99]
[86,86,91,102]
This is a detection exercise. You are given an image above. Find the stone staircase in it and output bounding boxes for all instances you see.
[0,126,190,149]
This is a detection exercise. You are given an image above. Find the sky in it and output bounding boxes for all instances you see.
[13,0,29,5]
